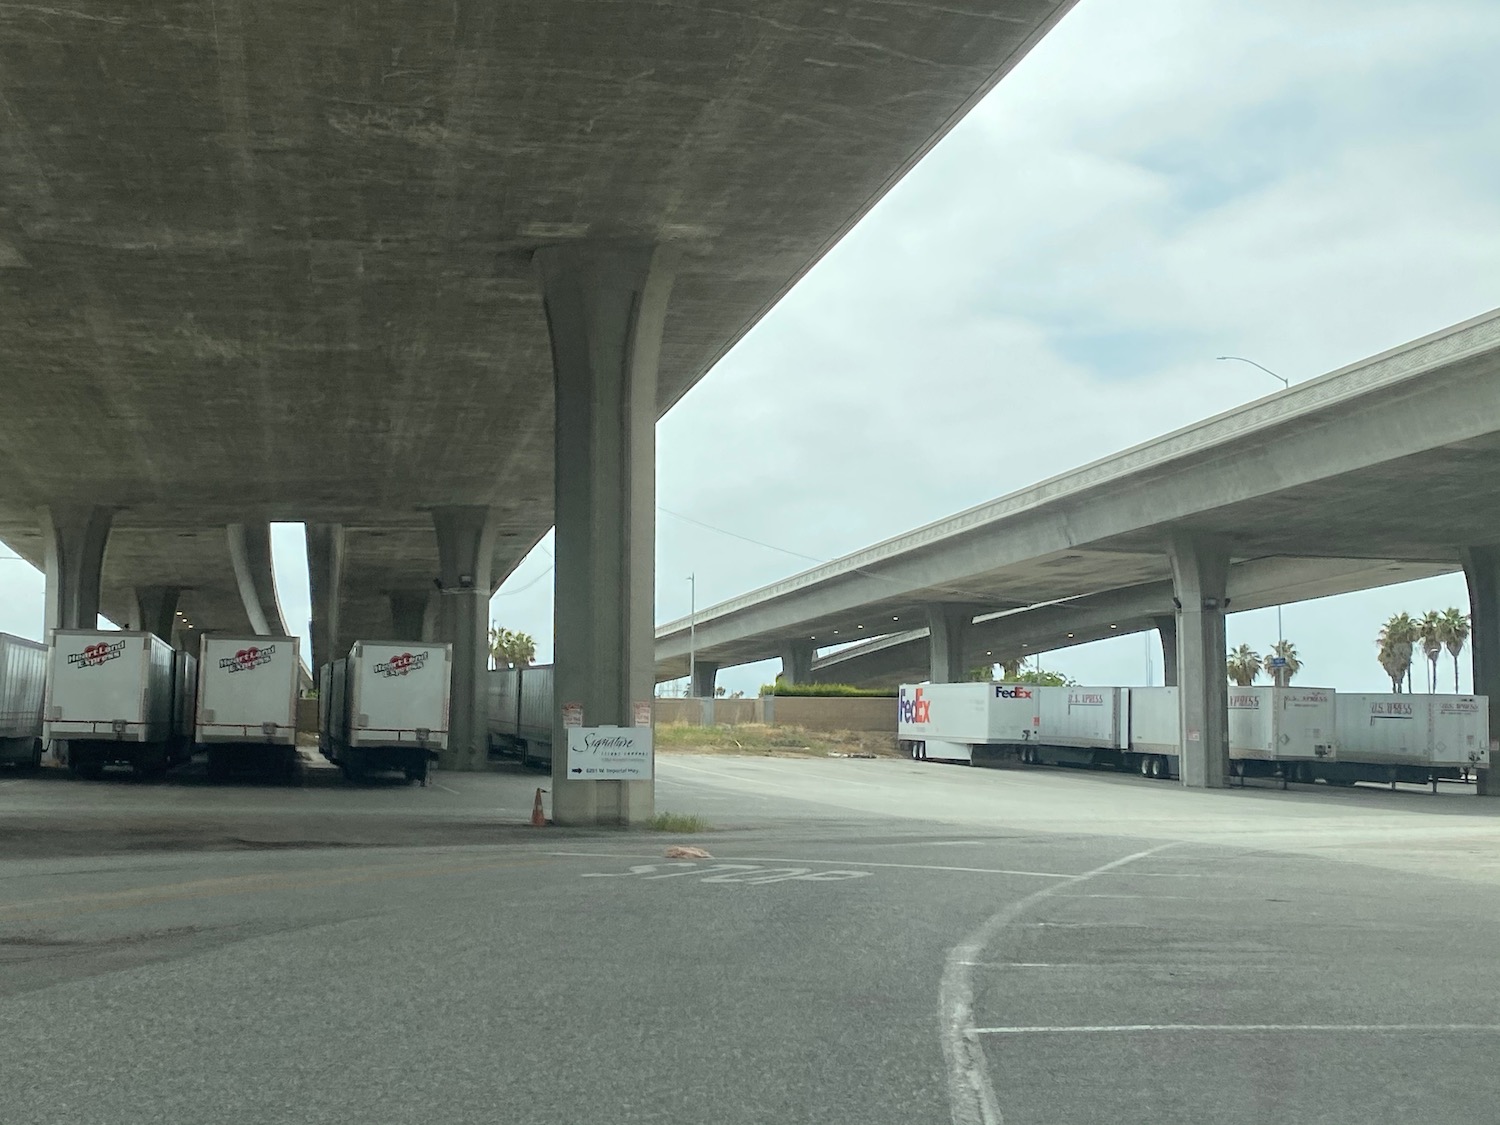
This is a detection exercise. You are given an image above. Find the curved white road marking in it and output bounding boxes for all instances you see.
[939,844,1177,1125]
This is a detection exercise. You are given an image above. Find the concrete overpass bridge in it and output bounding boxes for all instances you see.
[0,0,1080,823]
[654,308,1500,789]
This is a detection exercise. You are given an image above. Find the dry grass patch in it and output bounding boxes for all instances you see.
[654,722,899,759]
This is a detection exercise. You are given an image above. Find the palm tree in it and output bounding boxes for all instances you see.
[1417,611,1443,693]
[1377,613,1419,693]
[1226,644,1261,687]
[1262,639,1301,687]
[1437,607,1470,693]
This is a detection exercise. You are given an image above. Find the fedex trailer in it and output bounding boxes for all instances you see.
[898,682,1039,763]
[196,635,301,781]
[44,630,184,777]
[322,641,451,784]
[0,632,47,768]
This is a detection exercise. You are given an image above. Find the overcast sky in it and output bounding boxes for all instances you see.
[3,0,1497,698]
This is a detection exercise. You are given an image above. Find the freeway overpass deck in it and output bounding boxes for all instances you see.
[654,307,1500,783]
[0,0,1079,821]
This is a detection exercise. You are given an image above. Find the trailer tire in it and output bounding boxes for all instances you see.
[1139,756,1151,777]
[1148,756,1165,780]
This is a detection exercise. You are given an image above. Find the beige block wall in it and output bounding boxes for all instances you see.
[653,698,766,726]
[767,696,896,733]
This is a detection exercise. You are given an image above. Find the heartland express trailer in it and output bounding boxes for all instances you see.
[321,642,451,784]
[44,630,194,777]
[196,635,301,781]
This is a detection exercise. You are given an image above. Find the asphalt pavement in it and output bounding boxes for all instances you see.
[2,754,1499,1124]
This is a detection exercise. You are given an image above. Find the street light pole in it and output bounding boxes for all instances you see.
[1216,355,1289,389]
[1217,355,1290,684]
[687,573,696,699]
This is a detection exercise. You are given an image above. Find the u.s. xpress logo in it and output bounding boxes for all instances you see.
[220,644,275,673]
[69,640,126,668]
[375,650,428,678]
[898,687,931,724]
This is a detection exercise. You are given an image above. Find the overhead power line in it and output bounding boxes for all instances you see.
[657,506,824,563]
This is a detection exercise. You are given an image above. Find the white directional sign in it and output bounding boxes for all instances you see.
[566,725,653,781]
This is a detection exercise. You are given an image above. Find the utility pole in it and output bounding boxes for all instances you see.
[687,572,696,699]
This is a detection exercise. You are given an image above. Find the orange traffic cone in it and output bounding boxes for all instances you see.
[531,787,547,827]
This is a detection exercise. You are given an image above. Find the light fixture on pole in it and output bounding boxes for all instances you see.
[1216,355,1289,389]
[687,573,696,699]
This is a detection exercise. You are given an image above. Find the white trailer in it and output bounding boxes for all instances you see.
[0,632,47,768]
[1016,686,1128,768]
[1329,694,1489,790]
[898,682,1039,763]
[1126,687,1180,780]
[488,664,554,769]
[1227,686,1337,782]
[44,630,181,777]
[196,635,301,781]
[322,641,451,784]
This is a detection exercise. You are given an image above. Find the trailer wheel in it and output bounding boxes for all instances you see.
[1138,756,1151,777]
[1148,756,1165,780]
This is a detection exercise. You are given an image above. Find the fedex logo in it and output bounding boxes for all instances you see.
[898,687,931,724]
[994,686,1033,700]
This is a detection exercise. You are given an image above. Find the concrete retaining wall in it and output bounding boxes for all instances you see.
[765,696,896,733]
[654,698,765,726]
[652,696,894,732]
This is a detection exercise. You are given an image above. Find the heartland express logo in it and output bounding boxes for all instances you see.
[69,640,126,668]
[219,644,275,673]
[375,650,428,678]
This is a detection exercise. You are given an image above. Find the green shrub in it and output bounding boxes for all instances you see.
[758,680,897,698]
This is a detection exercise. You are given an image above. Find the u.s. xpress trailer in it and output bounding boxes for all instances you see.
[196,635,301,781]
[322,641,451,783]
[0,632,47,769]
[44,630,179,777]
[1228,686,1337,782]
[1331,694,1489,790]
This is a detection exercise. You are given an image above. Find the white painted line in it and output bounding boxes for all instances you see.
[969,1024,1500,1035]
[939,844,1177,1125]
[433,784,459,794]
[547,851,1071,879]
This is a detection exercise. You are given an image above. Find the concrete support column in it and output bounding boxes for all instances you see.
[227,523,290,636]
[779,640,814,685]
[1168,535,1230,788]
[41,505,114,634]
[306,523,345,672]
[432,506,495,773]
[1462,547,1500,796]
[134,586,181,642]
[691,660,719,699]
[1151,614,1179,687]
[535,242,675,827]
[928,604,974,683]
[389,589,431,643]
